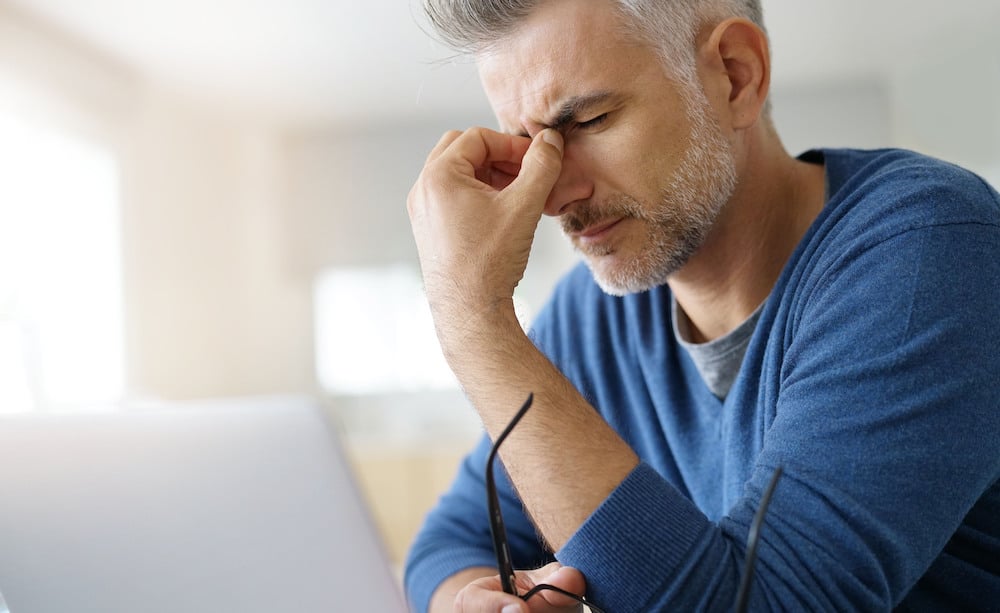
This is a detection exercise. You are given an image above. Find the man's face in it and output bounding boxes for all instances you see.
[478,0,737,295]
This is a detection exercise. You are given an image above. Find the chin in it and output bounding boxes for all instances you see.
[585,256,672,297]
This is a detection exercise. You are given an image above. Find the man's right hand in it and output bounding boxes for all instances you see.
[451,563,588,613]
[406,127,564,341]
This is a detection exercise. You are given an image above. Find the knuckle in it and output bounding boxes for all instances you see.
[462,126,488,144]
[407,174,436,213]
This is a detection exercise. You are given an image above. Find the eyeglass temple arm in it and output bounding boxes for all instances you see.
[733,464,784,613]
[486,392,535,596]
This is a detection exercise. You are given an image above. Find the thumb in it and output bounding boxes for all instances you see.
[509,129,564,205]
[539,565,586,595]
[521,564,587,609]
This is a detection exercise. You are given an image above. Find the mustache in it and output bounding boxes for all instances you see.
[560,196,642,234]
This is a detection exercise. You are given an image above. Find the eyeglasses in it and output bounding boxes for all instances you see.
[485,393,605,611]
[486,393,783,613]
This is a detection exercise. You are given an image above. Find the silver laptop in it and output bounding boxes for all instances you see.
[0,396,409,613]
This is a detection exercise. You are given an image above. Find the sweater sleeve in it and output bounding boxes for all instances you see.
[555,172,1000,610]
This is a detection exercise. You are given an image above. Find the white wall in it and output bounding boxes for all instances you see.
[1,3,315,403]
[772,16,1000,184]
[0,2,133,145]
[771,79,891,155]
[888,21,1000,184]
[121,92,314,400]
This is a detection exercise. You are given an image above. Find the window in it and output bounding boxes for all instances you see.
[0,110,124,412]
[314,265,456,395]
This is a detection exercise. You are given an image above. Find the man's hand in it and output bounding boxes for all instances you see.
[454,563,588,613]
[406,127,564,335]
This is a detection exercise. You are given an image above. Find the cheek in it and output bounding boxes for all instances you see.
[564,133,637,187]
[568,130,679,199]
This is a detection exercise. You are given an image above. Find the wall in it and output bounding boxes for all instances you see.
[889,21,1000,184]
[771,79,891,155]
[121,92,314,400]
[1,3,315,403]
[0,2,133,145]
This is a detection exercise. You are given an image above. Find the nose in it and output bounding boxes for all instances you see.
[542,149,593,217]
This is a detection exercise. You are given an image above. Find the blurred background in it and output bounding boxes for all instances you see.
[1,0,998,566]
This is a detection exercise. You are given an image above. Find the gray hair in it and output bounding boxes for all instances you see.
[423,0,766,86]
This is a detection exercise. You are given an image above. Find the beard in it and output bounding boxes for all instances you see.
[562,85,738,296]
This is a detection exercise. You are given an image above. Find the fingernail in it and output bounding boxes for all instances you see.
[541,129,563,152]
[501,605,522,613]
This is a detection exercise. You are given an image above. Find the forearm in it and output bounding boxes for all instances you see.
[435,300,639,550]
[409,125,636,562]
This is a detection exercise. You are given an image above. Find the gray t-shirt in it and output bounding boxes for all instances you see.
[672,297,764,399]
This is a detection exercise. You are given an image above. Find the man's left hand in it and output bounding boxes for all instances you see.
[453,562,588,613]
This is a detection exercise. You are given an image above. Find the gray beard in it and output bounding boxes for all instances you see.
[567,87,737,296]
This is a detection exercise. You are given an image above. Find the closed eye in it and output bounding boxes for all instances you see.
[577,113,608,130]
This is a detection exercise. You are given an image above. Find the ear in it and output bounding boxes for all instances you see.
[696,18,770,131]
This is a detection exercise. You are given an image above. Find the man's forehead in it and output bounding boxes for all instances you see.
[477,47,621,130]
[472,0,625,112]
[474,0,654,133]
[493,90,622,135]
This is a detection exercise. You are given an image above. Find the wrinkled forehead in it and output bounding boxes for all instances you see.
[475,0,644,133]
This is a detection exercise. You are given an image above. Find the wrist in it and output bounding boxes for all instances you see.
[430,297,525,367]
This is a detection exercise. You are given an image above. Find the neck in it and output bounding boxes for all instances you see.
[668,128,826,343]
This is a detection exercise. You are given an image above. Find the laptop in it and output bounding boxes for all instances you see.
[0,396,410,613]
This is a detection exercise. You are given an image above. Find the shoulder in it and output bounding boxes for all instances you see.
[772,150,1000,344]
[819,148,1000,231]
[788,149,1000,283]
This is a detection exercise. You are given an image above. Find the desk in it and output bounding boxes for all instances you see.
[347,438,477,565]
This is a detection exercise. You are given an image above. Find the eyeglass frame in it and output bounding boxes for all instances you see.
[485,392,783,613]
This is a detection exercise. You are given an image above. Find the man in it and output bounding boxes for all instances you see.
[404,0,1000,610]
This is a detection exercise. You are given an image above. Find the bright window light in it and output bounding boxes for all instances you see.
[0,111,124,412]
[314,265,457,395]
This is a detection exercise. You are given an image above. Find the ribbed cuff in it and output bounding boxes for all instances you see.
[556,462,711,612]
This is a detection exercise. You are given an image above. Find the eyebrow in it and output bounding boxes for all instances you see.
[515,91,618,136]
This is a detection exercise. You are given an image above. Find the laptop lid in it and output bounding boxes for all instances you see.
[0,396,409,613]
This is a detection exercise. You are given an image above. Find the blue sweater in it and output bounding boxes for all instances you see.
[404,149,1000,611]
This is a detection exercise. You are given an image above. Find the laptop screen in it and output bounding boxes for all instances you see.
[0,397,409,613]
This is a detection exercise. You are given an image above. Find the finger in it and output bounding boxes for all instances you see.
[424,129,463,164]
[475,159,522,190]
[454,578,527,613]
[508,129,564,208]
[520,561,563,583]
[522,565,587,609]
[446,127,533,171]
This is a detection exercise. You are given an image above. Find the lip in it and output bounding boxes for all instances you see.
[575,218,624,243]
